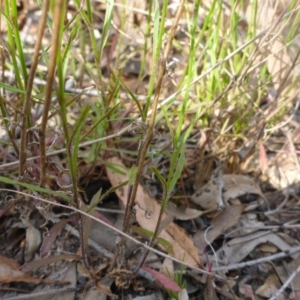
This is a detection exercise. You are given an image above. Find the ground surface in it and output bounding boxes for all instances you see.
[1,1,300,299]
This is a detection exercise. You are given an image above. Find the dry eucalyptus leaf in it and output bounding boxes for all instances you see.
[85,287,107,300]
[193,205,245,252]
[22,217,41,262]
[191,174,265,211]
[228,213,264,238]
[255,274,283,299]
[105,157,202,267]
[214,232,297,267]
[238,281,255,300]
[165,202,206,220]
[203,275,218,300]
[0,255,54,284]
[275,255,300,291]
[31,263,77,300]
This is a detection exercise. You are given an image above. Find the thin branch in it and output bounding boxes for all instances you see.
[129,0,186,276]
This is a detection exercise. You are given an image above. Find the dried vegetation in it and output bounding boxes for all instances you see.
[1,0,300,299]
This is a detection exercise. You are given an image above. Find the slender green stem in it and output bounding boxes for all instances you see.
[129,0,186,275]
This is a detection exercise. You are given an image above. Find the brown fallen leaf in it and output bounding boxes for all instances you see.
[275,255,300,291]
[203,275,218,300]
[165,202,207,220]
[142,266,181,292]
[215,232,298,267]
[105,157,202,267]
[0,254,54,284]
[193,205,245,252]
[30,263,78,300]
[191,174,265,211]
[255,274,284,300]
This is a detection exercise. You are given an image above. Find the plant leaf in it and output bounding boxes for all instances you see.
[40,218,75,258]
[142,266,181,292]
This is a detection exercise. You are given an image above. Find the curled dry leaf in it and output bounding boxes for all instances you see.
[105,157,202,267]
[22,217,42,262]
[191,174,265,211]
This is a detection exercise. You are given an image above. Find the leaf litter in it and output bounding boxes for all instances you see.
[1,0,300,299]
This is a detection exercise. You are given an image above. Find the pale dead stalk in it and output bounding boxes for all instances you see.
[19,0,49,177]
[39,0,63,187]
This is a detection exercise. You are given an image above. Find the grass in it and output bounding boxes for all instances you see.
[1,0,300,298]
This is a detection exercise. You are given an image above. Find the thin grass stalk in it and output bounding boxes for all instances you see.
[39,0,63,187]
[136,0,152,91]
[4,0,23,90]
[0,96,20,157]
[54,1,92,274]
[81,0,105,103]
[9,0,27,84]
[19,0,49,177]
[122,0,170,235]
[130,0,186,275]
[1,11,292,172]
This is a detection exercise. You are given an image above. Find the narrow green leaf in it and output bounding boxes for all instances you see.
[128,165,138,185]
[169,152,185,193]
[0,176,71,201]
[131,226,174,254]
[0,82,25,94]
